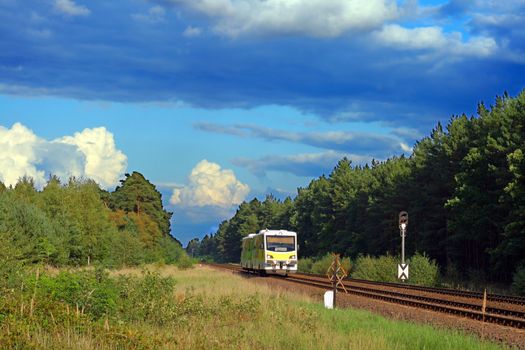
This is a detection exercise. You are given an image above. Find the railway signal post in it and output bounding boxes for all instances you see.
[398,211,409,281]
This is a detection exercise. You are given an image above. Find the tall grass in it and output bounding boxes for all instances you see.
[0,265,505,349]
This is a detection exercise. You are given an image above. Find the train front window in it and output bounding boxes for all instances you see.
[266,236,295,252]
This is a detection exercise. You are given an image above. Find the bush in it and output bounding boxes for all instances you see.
[117,270,177,325]
[351,253,440,286]
[28,267,182,325]
[351,254,398,282]
[0,232,25,290]
[407,252,440,287]
[298,258,314,273]
[311,254,332,275]
[511,264,525,296]
[35,267,118,319]
[159,236,188,265]
[176,253,194,269]
[311,253,351,276]
[199,256,215,263]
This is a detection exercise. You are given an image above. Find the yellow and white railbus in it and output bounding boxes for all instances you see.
[241,229,298,275]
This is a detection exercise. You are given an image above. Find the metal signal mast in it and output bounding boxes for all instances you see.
[398,211,409,281]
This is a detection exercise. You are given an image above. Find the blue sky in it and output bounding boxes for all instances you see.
[0,0,524,245]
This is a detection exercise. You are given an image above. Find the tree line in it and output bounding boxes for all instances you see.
[0,172,189,268]
[188,90,525,285]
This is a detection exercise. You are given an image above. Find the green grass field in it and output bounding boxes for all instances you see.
[0,265,507,349]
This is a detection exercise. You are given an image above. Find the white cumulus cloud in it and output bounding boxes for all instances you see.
[54,0,91,17]
[373,24,497,57]
[0,123,127,189]
[0,123,46,188]
[58,127,128,189]
[170,159,250,208]
[167,0,399,38]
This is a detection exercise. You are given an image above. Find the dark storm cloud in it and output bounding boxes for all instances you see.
[0,0,523,134]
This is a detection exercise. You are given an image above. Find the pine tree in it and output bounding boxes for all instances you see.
[111,172,172,236]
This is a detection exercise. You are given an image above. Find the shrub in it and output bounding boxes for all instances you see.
[511,264,525,296]
[0,232,25,290]
[26,267,186,326]
[351,254,398,282]
[311,254,331,275]
[176,253,194,269]
[35,268,118,319]
[199,256,215,263]
[311,253,351,276]
[116,270,177,325]
[298,258,314,273]
[158,236,184,264]
[351,253,440,286]
[407,252,440,287]
[340,257,352,275]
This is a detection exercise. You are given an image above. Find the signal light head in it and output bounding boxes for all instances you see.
[399,211,408,228]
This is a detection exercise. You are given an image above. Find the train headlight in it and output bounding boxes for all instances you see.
[289,255,296,260]
[266,254,274,259]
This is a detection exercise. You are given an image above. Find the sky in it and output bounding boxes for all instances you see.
[0,0,524,245]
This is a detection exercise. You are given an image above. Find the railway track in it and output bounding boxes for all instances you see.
[207,263,525,329]
[304,273,525,306]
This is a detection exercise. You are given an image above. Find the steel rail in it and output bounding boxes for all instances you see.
[295,272,525,306]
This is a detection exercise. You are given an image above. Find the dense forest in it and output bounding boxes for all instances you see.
[0,172,190,268]
[188,90,525,285]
